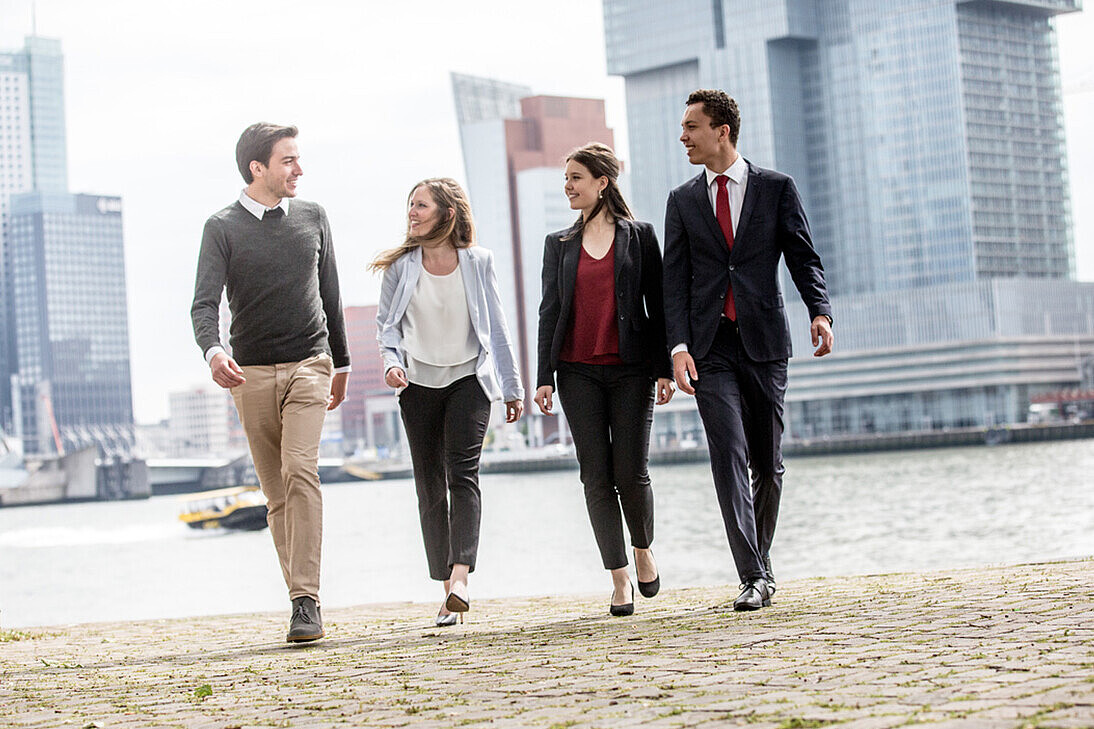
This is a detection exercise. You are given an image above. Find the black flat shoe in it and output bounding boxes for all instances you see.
[610,583,634,617]
[635,549,660,598]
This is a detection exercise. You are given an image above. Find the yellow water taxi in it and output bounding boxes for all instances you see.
[178,486,268,531]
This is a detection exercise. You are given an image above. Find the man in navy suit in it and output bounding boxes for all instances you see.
[663,89,833,611]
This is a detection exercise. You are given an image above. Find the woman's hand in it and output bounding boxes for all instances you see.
[533,386,555,416]
[385,367,408,389]
[505,399,524,423]
[656,377,675,405]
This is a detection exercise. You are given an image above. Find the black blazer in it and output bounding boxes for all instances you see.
[537,218,673,389]
[663,161,832,363]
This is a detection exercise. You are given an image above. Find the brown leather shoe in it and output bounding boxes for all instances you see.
[287,596,324,642]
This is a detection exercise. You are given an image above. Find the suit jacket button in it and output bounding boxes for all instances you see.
[728,265,736,271]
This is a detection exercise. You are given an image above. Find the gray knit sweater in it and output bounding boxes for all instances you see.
[191,200,350,368]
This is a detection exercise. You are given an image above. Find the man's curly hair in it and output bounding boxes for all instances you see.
[686,89,740,146]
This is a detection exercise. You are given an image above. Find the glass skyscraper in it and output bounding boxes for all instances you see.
[0,37,134,455]
[603,0,1094,438]
[604,0,1077,293]
[7,193,133,456]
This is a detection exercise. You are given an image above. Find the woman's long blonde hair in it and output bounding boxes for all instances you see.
[369,178,476,272]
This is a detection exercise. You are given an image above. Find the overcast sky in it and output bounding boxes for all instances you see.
[0,0,1092,424]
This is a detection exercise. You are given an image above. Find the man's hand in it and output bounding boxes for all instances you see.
[656,377,675,405]
[811,316,834,357]
[672,351,698,395]
[210,352,246,388]
[505,399,524,423]
[533,386,555,415]
[385,367,408,389]
[328,371,348,411]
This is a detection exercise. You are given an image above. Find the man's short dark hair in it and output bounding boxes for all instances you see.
[686,89,740,146]
[235,123,298,184]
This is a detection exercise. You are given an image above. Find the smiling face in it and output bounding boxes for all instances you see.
[407,185,450,238]
[563,159,607,214]
[252,136,302,200]
[679,103,730,167]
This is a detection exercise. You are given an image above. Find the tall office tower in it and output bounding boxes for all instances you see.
[605,0,1076,290]
[0,36,70,429]
[605,0,1094,437]
[452,74,617,444]
[7,193,134,456]
[0,36,135,454]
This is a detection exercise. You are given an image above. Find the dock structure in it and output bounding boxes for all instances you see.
[1,560,1091,727]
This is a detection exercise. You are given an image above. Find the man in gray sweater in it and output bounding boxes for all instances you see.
[191,123,350,642]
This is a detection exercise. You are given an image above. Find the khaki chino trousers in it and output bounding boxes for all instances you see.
[231,353,332,601]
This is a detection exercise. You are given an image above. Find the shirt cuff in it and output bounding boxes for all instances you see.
[333,365,351,374]
[670,343,689,356]
[204,346,226,365]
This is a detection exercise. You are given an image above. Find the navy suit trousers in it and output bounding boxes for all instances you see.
[693,319,787,584]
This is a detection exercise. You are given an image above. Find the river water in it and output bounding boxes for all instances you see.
[1,440,1092,629]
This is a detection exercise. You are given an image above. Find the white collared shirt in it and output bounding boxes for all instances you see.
[238,189,290,219]
[704,153,748,237]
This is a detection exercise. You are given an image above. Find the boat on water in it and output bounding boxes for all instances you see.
[178,486,268,531]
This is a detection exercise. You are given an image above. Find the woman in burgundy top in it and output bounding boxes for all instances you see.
[534,143,675,616]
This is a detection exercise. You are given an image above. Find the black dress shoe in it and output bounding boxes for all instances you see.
[762,554,776,595]
[638,575,660,598]
[287,596,324,642]
[635,549,660,598]
[732,579,772,612]
[610,583,634,617]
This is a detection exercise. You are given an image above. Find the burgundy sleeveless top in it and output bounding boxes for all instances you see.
[560,243,624,366]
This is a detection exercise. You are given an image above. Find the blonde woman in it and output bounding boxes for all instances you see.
[373,178,523,626]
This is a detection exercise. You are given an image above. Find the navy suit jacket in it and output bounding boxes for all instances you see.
[537,218,673,389]
[663,161,832,363]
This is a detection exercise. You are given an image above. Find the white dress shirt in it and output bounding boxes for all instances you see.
[205,190,350,374]
[705,153,748,230]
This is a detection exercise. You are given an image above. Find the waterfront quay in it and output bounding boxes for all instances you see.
[1,560,1091,728]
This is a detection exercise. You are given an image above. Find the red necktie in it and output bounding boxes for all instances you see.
[715,174,736,320]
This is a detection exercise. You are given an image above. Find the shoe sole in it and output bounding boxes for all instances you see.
[286,631,324,642]
[445,593,470,613]
[733,599,772,612]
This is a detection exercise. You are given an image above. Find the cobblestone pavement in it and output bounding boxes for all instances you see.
[1,559,1091,728]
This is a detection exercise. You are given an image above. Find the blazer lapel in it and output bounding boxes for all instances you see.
[732,161,761,252]
[560,232,582,313]
[688,172,724,245]
[457,248,481,323]
[612,220,631,292]
[396,247,422,320]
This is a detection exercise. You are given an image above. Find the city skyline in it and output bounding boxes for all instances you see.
[0,0,1091,424]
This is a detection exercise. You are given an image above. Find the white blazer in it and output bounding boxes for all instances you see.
[376,246,524,403]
